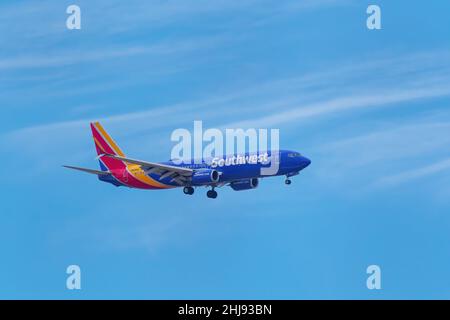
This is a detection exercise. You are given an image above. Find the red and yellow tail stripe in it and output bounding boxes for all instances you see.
[90,122,172,189]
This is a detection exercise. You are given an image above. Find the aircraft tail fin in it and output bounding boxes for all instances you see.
[90,122,126,171]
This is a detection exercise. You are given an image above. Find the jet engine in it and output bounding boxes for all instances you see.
[230,178,259,191]
[191,169,220,185]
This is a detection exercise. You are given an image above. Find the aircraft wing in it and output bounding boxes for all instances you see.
[102,154,193,185]
[63,165,111,175]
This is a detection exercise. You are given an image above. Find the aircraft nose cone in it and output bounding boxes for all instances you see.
[302,156,311,168]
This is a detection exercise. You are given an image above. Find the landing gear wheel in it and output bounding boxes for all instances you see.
[207,190,218,199]
[183,186,194,195]
[285,179,292,185]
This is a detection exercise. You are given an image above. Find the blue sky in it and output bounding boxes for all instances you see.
[1,0,450,299]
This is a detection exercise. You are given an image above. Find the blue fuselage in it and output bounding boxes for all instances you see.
[151,149,311,187]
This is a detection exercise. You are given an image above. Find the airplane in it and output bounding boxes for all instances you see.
[64,122,311,199]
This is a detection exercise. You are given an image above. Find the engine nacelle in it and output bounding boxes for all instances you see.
[191,169,220,185]
[230,178,259,191]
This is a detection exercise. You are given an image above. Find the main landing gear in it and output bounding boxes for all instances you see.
[207,188,218,199]
[183,186,218,198]
[183,186,194,195]
[285,178,292,185]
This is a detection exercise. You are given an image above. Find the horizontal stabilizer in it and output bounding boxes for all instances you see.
[63,165,110,176]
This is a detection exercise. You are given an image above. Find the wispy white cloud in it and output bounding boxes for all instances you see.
[375,158,450,187]
[0,0,344,53]
[9,49,450,133]
[224,85,450,128]
[310,114,450,193]
[0,36,222,70]
[323,121,450,168]
[2,49,450,181]
[222,49,450,128]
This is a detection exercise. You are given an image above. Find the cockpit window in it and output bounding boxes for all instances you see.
[288,152,302,157]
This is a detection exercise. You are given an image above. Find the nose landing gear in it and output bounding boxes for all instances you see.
[285,172,298,185]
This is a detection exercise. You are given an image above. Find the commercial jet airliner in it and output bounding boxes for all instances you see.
[64,122,311,198]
